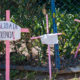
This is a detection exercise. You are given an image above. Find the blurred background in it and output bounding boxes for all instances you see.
[0,0,80,79]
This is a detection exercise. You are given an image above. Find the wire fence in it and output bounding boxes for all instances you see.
[0,0,80,79]
[28,0,80,66]
[55,0,80,57]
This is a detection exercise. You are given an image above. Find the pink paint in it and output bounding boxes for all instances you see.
[6,10,10,21]
[6,10,10,80]
[74,43,80,58]
[31,33,62,40]
[5,10,30,80]
[5,41,10,80]
[55,33,62,35]
[46,14,52,80]
[46,14,49,34]
[31,36,41,39]
[21,28,29,32]
[48,45,52,80]
[74,19,80,23]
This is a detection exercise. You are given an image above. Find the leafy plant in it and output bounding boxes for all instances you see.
[56,8,80,57]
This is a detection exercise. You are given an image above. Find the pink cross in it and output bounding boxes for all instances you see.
[74,43,80,58]
[31,14,62,80]
[5,10,29,80]
[74,19,80,58]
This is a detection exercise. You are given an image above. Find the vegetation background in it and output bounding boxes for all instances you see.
[0,0,80,79]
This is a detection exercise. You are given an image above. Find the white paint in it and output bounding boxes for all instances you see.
[70,66,80,72]
[40,34,58,45]
[0,21,21,40]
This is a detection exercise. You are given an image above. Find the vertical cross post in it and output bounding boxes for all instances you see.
[1,10,29,80]
[46,14,52,80]
[6,10,10,80]
[51,0,60,69]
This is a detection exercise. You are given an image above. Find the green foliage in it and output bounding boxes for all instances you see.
[0,41,5,52]
[56,0,80,13]
[10,52,26,64]
[32,6,80,58]
[10,70,19,79]
[0,0,80,66]
[26,72,36,80]
[56,9,80,57]
[0,0,80,79]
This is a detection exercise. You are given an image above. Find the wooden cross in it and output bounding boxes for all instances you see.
[31,14,62,80]
[74,19,80,58]
[3,10,29,80]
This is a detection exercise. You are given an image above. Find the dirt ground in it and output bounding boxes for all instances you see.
[0,70,80,80]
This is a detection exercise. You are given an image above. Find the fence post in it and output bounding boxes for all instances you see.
[51,0,60,69]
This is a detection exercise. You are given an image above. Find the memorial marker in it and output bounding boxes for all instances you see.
[31,14,62,80]
[1,10,29,80]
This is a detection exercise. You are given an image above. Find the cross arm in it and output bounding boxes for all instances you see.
[31,33,62,40]
[31,36,41,39]
[53,33,62,35]
[21,28,29,33]
[74,19,80,23]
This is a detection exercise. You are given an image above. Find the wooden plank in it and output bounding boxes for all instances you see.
[0,64,49,72]
[59,66,80,74]
[0,64,80,74]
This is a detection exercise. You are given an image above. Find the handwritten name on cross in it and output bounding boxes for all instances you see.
[1,10,29,80]
[31,14,62,80]
[74,19,80,58]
